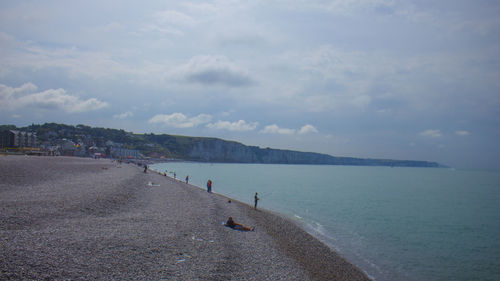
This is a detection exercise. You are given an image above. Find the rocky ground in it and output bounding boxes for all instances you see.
[0,156,369,280]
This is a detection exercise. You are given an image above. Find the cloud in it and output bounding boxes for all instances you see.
[142,10,197,37]
[139,24,183,36]
[175,55,254,87]
[154,10,197,26]
[278,43,498,114]
[0,83,108,113]
[190,114,213,126]
[419,129,442,138]
[260,124,296,135]
[113,111,133,119]
[455,130,470,136]
[0,82,38,95]
[0,38,164,82]
[260,124,319,135]
[148,113,212,128]
[298,124,319,134]
[288,0,434,24]
[273,46,385,112]
[206,120,258,131]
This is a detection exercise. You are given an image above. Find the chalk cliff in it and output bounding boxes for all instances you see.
[187,138,440,167]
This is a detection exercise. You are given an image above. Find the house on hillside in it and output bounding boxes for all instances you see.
[88,146,106,158]
[55,139,78,156]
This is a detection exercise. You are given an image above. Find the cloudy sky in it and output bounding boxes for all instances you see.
[1,0,499,169]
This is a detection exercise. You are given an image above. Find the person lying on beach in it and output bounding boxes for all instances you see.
[224,216,255,231]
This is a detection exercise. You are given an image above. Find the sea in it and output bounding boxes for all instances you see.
[150,162,500,281]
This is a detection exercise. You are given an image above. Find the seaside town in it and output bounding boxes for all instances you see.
[0,128,143,160]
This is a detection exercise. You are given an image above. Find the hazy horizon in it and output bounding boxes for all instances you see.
[1,1,499,170]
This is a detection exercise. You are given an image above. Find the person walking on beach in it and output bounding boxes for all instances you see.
[185,175,189,184]
[143,164,147,173]
[254,192,259,209]
[207,179,212,193]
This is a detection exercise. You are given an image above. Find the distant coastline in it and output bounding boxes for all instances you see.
[1,123,443,168]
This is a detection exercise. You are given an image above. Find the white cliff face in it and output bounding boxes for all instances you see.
[187,138,440,167]
[188,139,335,164]
[189,139,257,162]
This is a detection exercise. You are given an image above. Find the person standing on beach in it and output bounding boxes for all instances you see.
[185,175,189,184]
[207,179,212,193]
[254,192,259,209]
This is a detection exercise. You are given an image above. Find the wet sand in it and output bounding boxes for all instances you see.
[0,156,370,280]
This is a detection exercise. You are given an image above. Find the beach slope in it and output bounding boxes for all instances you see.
[0,156,369,280]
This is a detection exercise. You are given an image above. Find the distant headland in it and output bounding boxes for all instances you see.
[0,123,442,167]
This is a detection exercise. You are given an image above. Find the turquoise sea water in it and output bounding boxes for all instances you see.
[151,162,500,281]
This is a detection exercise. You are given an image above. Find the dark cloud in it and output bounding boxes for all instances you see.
[180,55,255,87]
[186,68,254,87]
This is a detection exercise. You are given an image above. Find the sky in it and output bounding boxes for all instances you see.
[1,0,499,169]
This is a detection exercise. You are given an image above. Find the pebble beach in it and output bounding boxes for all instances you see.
[0,156,370,280]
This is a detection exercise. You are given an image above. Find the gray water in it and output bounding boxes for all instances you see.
[151,162,500,281]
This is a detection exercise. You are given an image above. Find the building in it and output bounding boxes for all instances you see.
[0,130,38,148]
[110,147,140,159]
[57,139,78,156]
[0,130,15,148]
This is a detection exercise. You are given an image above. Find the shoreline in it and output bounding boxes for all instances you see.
[150,165,372,280]
[1,155,370,280]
